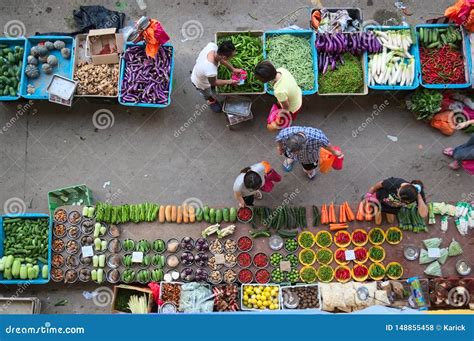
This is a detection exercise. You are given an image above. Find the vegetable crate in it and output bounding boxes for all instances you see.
[73,34,120,99]
[310,7,363,32]
[47,184,93,216]
[240,283,281,311]
[280,283,321,311]
[415,24,472,89]
[364,26,421,91]
[112,284,154,313]
[20,36,75,100]
[118,42,174,108]
[263,29,318,95]
[0,37,26,101]
[0,213,52,284]
[215,31,265,95]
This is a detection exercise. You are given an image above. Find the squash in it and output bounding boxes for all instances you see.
[30,46,40,57]
[176,206,183,223]
[158,206,165,223]
[41,63,53,74]
[61,48,71,59]
[189,206,195,223]
[183,205,189,223]
[165,205,172,222]
[36,45,48,57]
[47,55,58,67]
[53,40,65,50]
[44,41,54,50]
[27,55,38,65]
[171,205,177,222]
[25,64,39,79]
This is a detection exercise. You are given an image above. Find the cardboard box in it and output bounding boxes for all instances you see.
[111,284,154,314]
[87,28,124,64]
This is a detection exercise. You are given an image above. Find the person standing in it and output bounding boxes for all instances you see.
[233,161,281,207]
[275,126,341,179]
[191,41,240,112]
[254,61,302,131]
[443,119,474,170]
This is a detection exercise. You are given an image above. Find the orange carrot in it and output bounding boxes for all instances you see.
[329,224,349,231]
[365,201,372,221]
[328,203,336,223]
[356,201,365,221]
[344,202,355,222]
[339,204,346,223]
[321,204,328,224]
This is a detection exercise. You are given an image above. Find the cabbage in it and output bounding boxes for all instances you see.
[438,248,448,265]
[424,261,442,277]
[422,237,442,249]
[448,238,463,256]
[419,249,436,265]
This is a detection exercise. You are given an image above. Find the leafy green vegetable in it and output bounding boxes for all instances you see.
[407,89,443,120]
[386,263,403,278]
[267,34,315,91]
[319,53,364,94]
[316,249,332,264]
[317,265,334,282]
[300,266,317,283]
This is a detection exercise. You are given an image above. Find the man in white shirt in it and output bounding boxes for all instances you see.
[191,41,240,112]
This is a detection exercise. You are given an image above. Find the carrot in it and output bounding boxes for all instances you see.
[365,201,372,221]
[356,201,365,221]
[344,202,355,222]
[339,204,346,223]
[329,203,336,223]
[321,204,328,224]
[329,224,349,231]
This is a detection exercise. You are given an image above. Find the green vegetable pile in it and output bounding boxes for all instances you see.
[316,248,332,265]
[0,44,23,97]
[386,263,403,278]
[0,217,49,280]
[398,206,428,233]
[319,53,364,94]
[317,265,334,282]
[285,254,298,268]
[95,202,159,224]
[270,253,283,267]
[271,268,284,283]
[316,231,332,248]
[284,238,298,252]
[369,246,384,261]
[300,266,317,283]
[299,249,315,265]
[386,228,401,243]
[266,34,315,91]
[369,263,385,278]
[217,34,264,93]
[407,89,443,120]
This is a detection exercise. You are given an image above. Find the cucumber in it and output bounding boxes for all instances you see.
[229,207,237,222]
[203,206,210,222]
[278,229,298,238]
[209,208,216,224]
[195,207,203,222]
[215,209,223,223]
[222,208,229,222]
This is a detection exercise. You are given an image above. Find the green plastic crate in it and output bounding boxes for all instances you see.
[47,184,93,215]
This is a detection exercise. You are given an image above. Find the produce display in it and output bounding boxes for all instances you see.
[352,264,368,281]
[367,29,416,87]
[300,266,318,283]
[406,88,443,121]
[368,245,385,263]
[316,248,333,265]
[217,33,264,93]
[0,43,24,98]
[334,230,350,247]
[418,26,466,85]
[317,265,334,283]
[386,262,403,280]
[120,45,172,105]
[0,217,50,281]
[368,227,385,245]
[74,62,119,96]
[281,285,319,310]
[315,230,332,248]
[299,248,316,266]
[334,265,351,283]
[386,227,402,245]
[241,284,280,310]
[318,53,364,94]
[351,229,368,246]
[213,284,239,311]
[251,206,307,233]
[397,206,428,232]
[369,263,385,280]
[266,34,315,91]
[298,231,314,248]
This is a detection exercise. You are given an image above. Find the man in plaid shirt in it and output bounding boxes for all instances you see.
[276,126,342,179]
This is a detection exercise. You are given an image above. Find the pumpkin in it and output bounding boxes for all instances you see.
[54,40,66,50]
[38,55,48,63]
[44,41,54,50]
[61,48,71,59]
[30,46,40,57]
[41,63,53,74]
[25,64,40,79]
[37,45,48,57]
[47,55,58,67]
[27,55,38,65]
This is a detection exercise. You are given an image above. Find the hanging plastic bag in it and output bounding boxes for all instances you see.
[461,160,474,175]
[430,111,455,136]
[319,147,335,173]
[331,146,344,170]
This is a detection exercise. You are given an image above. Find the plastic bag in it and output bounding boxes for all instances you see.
[462,160,474,175]
[424,261,443,277]
[448,238,463,256]
[438,248,449,265]
[423,237,442,249]
[419,249,436,265]
[319,147,335,173]
[430,111,455,136]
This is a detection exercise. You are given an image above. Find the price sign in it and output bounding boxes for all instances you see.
[81,245,94,257]
[132,252,144,263]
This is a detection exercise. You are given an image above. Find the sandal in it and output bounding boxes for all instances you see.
[282,159,294,172]
[254,190,263,200]
[443,147,454,157]
[449,160,461,170]
[307,169,317,180]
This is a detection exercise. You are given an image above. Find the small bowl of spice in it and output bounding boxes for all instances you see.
[53,224,66,238]
[54,209,67,223]
[51,268,64,282]
[210,239,223,255]
[68,211,82,225]
[66,240,79,254]
[52,254,64,268]
[52,239,65,253]
[224,253,237,268]
[209,270,223,284]
[224,239,237,253]
[223,269,237,283]
[67,226,81,239]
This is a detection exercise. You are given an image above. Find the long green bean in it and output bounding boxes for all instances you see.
[266,34,315,91]
[318,53,364,94]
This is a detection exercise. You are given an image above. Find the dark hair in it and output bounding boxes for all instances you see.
[399,180,425,203]
[217,41,236,57]
[254,61,277,82]
[240,168,262,191]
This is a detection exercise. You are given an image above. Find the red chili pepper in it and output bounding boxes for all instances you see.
[237,252,251,267]
[238,236,253,251]
[253,253,269,268]
[238,269,253,283]
[420,46,466,84]
[255,269,270,284]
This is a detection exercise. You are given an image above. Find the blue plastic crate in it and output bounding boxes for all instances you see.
[415,24,472,89]
[0,37,26,101]
[118,42,174,108]
[364,26,420,90]
[20,36,75,100]
[263,30,318,95]
[0,213,51,284]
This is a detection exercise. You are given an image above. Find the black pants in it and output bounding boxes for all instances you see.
[284,151,318,171]
[243,195,254,206]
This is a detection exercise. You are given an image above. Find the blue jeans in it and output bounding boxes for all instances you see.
[453,134,474,161]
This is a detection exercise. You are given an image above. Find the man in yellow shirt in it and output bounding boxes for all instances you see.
[254,61,302,131]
